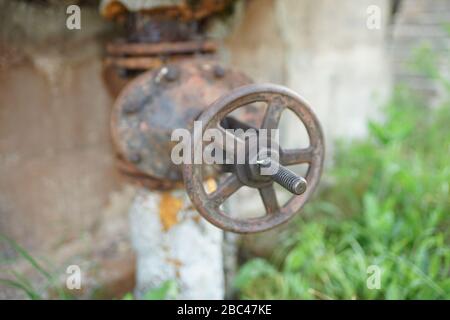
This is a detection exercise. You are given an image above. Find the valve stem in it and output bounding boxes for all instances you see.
[257,158,307,195]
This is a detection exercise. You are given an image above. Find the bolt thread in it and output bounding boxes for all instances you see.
[272,166,306,195]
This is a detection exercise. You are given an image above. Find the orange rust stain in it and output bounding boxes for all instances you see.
[101,0,231,21]
[205,178,217,193]
[166,258,183,279]
[192,215,201,223]
[159,192,183,231]
[101,2,127,20]
[166,257,183,268]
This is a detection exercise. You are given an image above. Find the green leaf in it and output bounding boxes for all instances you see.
[234,258,278,289]
[0,234,52,281]
[142,280,178,300]
[122,292,134,300]
[0,278,41,300]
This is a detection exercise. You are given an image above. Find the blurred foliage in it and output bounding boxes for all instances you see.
[122,280,178,300]
[0,234,73,300]
[235,45,450,299]
[1,232,179,300]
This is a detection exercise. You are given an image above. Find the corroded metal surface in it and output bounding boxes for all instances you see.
[103,40,217,81]
[104,56,163,70]
[102,11,218,97]
[183,84,325,233]
[106,40,217,56]
[111,58,253,188]
[101,0,235,21]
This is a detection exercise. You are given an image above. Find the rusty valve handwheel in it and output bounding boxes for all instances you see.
[183,83,325,233]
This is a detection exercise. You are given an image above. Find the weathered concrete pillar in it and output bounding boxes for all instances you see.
[129,188,224,299]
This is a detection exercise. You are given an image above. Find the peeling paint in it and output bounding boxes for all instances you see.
[166,257,183,279]
[166,257,183,268]
[158,192,183,230]
[130,189,224,299]
[101,1,127,19]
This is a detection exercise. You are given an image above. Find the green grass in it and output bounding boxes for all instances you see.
[235,49,450,300]
[0,234,73,299]
[1,234,178,300]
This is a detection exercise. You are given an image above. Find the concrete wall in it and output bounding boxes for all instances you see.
[222,0,392,158]
[0,1,135,298]
[390,0,450,103]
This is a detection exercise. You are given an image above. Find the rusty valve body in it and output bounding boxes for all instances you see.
[107,2,324,233]
[111,58,258,189]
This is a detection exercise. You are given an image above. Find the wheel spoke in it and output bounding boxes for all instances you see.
[259,185,279,214]
[213,126,246,163]
[280,147,314,165]
[221,116,256,131]
[208,174,242,206]
[261,98,285,129]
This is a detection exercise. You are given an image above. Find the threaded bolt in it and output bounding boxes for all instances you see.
[257,158,307,195]
[272,166,307,195]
